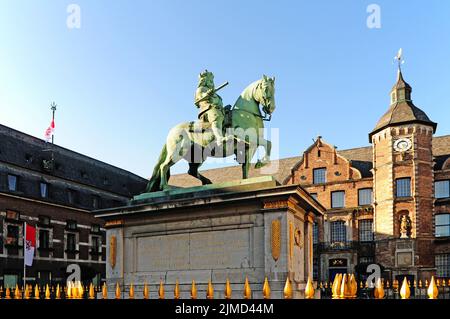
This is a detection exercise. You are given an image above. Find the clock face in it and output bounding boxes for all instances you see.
[394,138,412,152]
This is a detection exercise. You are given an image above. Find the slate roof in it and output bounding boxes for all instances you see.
[168,135,450,187]
[370,101,436,137]
[0,123,148,198]
[369,71,437,139]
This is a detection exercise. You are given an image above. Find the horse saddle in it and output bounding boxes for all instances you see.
[189,105,232,133]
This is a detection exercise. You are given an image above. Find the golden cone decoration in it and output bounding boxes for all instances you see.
[340,274,351,299]
[305,277,315,299]
[400,277,410,299]
[143,282,149,299]
[24,285,30,299]
[174,280,180,300]
[374,278,385,299]
[262,277,270,299]
[129,282,135,299]
[332,274,342,299]
[14,285,21,299]
[71,282,77,299]
[66,281,72,299]
[102,282,108,299]
[349,274,358,298]
[191,280,198,299]
[5,287,11,299]
[34,285,40,299]
[56,284,61,299]
[284,277,293,299]
[115,282,121,299]
[427,276,438,299]
[243,277,251,299]
[89,283,95,299]
[78,282,84,299]
[224,278,232,299]
[45,284,51,299]
[206,280,214,299]
[158,280,165,299]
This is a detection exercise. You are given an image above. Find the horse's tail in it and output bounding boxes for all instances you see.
[145,144,168,193]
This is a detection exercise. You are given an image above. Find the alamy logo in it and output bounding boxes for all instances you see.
[66,264,81,283]
[366,4,381,29]
[67,4,81,29]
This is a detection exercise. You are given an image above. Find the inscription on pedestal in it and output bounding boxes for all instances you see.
[136,228,252,271]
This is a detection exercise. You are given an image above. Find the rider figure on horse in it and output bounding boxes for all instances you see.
[195,70,229,146]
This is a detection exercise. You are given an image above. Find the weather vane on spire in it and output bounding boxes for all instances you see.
[394,48,405,71]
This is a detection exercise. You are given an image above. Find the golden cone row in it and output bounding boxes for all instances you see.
[0,275,446,299]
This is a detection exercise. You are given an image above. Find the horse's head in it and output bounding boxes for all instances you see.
[257,75,276,116]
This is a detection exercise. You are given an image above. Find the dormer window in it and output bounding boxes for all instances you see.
[8,174,17,191]
[40,182,48,198]
[391,91,397,104]
[67,189,77,205]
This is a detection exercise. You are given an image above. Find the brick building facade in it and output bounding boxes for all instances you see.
[0,124,147,288]
[167,67,450,284]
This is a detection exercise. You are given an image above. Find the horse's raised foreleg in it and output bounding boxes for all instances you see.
[188,162,212,185]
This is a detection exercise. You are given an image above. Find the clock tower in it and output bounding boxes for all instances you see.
[369,64,437,281]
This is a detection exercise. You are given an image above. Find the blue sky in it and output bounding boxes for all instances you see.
[1,0,449,178]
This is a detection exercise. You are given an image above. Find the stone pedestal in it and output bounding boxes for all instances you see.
[95,176,324,299]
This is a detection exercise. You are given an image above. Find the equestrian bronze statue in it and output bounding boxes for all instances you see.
[145,71,276,192]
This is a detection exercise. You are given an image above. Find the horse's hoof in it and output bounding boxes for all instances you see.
[255,159,270,169]
[254,161,264,169]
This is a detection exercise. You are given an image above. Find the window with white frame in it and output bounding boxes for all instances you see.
[435,214,450,237]
[358,188,373,206]
[66,233,77,252]
[435,254,450,278]
[359,219,374,242]
[91,235,101,253]
[435,180,450,199]
[330,221,346,243]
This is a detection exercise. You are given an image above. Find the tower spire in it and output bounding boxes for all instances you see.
[368,49,437,142]
[394,48,404,74]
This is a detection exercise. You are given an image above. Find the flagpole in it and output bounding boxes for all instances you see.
[23,221,26,293]
[50,102,57,145]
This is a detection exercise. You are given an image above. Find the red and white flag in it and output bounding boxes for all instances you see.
[24,223,36,266]
[44,119,55,142]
